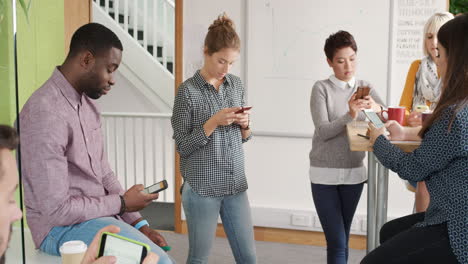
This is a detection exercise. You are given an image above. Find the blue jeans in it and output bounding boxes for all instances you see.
[182,183,256,264]
[39,217,173,264]
[311,183,364,264]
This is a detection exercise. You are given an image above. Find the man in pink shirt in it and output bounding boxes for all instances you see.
[19,23,172,263]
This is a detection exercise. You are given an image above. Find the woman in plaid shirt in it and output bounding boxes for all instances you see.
[171,13,256,264]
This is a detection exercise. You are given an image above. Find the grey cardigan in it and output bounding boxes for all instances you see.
[309,79,385,168]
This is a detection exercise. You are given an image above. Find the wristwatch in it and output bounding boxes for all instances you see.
[118,195,126,216]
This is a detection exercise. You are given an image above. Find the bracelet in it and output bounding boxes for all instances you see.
[118,195,126,216]
[134,219,149,230]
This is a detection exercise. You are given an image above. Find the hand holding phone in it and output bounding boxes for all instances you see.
[123,185,159,212]
[355,86,371,100]
[98,232,150,264]
[235,106,252,114]
[142,180,168,194]
[363,109,385,128]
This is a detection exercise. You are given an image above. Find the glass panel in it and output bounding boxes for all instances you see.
[0,0,26,263]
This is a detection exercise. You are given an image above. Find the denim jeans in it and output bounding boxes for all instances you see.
[39,217,173,264]
[182,183,256,264]
[311,183,364,264]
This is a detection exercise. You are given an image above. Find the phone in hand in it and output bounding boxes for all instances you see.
[363,109,385,128]
[235,106,252,114]
[98,232,150,264]
[142,180,168,194]
[356,86,371,100]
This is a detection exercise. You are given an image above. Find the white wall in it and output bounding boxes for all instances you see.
[183,0,245,80]
[97,72,162,113]
[184,0,415,235]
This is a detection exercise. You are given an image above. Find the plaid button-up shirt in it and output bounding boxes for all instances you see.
[171,70,251,197]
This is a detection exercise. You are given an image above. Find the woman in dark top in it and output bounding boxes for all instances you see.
[363,13,468,264]
[171,14,256,264]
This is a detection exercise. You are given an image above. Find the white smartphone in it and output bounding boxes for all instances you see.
[98,232,150,263]
[363,109,385,128]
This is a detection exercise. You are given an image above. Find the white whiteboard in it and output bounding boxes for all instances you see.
[246,0,446,134]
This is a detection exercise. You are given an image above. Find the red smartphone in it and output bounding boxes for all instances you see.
[235,106,252,114]
[356,86,371,100]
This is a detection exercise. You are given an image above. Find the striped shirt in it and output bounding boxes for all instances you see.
[171,70,251,197]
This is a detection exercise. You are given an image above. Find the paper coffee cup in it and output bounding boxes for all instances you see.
[60,240,87,264]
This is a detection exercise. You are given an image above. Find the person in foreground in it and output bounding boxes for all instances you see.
[19,23,172,263]
[362,13,468,264]
[172,13,256,264]
[398,12,454,213]
[0,125,159,264]
[0,125,23,264]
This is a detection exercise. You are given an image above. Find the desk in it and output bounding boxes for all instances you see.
[346,121,420,253]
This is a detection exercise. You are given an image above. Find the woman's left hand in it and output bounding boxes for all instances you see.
[234,111,250,129]
[363,95,382,113]
[368,123,388,145]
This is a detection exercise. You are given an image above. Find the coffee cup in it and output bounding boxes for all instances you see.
[415,104,429,113]
[381,106,406,125]
[421,111,433,125]
[60,240,87,264]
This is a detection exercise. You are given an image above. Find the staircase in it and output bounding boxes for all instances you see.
[92,0,175,109]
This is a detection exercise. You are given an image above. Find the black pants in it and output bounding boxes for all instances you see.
[311,183,364,264]
[361,212,459,264]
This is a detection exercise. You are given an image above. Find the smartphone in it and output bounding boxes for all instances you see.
[363,109,385,128]
[98,232,150,264]
[142,180,168,194]
[235,106,252,114]
[356,86,371,100]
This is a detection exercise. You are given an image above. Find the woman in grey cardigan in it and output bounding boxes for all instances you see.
[309,31,384,264]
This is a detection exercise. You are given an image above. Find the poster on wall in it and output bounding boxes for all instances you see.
[387,0,448,106]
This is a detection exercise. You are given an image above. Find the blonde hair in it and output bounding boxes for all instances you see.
[204,13,240,55]
[423,12,454,56]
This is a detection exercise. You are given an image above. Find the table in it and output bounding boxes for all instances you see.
[346,121,420,253]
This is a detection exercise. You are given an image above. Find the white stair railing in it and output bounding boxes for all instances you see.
[102,112,175,203]
[93,0,175,74]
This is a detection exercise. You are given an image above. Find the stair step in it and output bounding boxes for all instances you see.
[157,46,163,57]
[128,28,144,41]
[166,62,173,73]
[98,0,113,9]
[108,12,126,24]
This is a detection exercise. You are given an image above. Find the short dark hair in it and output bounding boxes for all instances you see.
[324,30,358,61]
[68,23,123,58]
[0,125,18,151]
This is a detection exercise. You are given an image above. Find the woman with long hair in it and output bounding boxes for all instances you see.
[363,13,468,264]
[399,12,454,213]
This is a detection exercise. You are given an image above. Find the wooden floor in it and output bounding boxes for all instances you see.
[180,221,367,250]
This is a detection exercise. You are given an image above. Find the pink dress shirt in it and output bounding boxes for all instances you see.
[20,68,141,248]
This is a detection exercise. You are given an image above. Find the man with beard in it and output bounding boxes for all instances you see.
[19,23,172,263]
[0,125,22,264]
